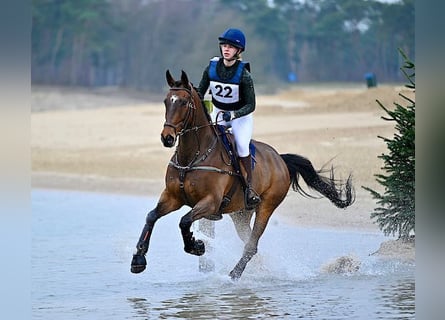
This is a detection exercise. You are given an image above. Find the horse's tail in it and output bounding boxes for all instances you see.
[280,153,355,209]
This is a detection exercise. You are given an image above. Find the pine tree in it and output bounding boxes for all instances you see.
[363,49,415,239]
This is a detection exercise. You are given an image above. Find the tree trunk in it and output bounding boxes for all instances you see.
[50,27,64,82]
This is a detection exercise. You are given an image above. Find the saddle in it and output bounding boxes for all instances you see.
[216,124,256,173]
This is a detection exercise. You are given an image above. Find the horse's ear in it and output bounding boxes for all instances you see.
[181,70,191,90]
[166,70,175,88]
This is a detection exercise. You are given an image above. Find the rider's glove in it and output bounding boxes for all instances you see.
[222,111,234,122]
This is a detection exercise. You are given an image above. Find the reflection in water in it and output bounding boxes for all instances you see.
[161,288,272,319]
[127,298,151,318]
[129,287,287,319]
[375,276,415,319]
[127,272,415,319]
[129,287,277,319]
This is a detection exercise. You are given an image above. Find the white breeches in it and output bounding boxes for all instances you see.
[213,107,253,157]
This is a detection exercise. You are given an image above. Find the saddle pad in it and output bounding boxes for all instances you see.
[217,125,256,169]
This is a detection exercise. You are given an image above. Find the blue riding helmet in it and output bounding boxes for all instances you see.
[218,28,246,52]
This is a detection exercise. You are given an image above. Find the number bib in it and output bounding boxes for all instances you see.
[209,81,240,104]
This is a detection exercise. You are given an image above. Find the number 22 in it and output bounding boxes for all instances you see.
[215,84,233,98]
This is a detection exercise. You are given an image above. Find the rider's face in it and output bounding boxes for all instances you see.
[220,44,239,60]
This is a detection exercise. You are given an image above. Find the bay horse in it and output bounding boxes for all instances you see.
[131,70,354,280]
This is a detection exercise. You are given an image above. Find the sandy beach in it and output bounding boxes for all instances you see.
[31,83,415,258]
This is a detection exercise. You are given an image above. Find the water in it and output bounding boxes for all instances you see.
[32,189,415,319]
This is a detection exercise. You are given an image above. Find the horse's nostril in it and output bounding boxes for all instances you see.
[161,134,175,147]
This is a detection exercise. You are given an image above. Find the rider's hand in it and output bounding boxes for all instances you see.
[222,111,232,122]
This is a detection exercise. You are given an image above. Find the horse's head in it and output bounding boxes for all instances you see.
[161,70,197,148]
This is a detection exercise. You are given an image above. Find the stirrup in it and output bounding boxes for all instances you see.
[245,186,260,209]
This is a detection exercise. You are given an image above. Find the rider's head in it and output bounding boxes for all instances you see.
[218,28,245,61]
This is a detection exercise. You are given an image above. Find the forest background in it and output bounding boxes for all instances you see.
[31,0,414,92]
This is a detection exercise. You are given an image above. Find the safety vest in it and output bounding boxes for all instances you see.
[208,57,249,111]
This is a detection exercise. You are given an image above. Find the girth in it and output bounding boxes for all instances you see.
[168,162,239,188]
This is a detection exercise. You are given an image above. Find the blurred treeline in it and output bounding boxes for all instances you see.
[32,0,414,92]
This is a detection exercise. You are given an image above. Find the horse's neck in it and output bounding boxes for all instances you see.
[176,101,217,165]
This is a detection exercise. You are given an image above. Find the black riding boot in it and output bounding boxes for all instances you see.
[240,155,261,209]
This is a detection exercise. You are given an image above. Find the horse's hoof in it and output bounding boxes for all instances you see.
[131,254,147,274]
[194,239,205,256]
[205,213,223,221]
[185,239,205,256]
[229,269,241,281]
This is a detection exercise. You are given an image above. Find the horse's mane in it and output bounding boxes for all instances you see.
[192,86,212,123]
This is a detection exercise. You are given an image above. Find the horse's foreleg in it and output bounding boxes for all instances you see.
[131,191,183,274]
[179,198,219,256]
[130,209,159,273]
[179,210,205,256]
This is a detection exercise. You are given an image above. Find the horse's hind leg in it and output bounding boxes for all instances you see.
[229,205,275,280]
[230,209,254,244]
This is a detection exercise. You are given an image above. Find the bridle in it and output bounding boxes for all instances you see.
[163,87,196,137]
[164,86,220,138]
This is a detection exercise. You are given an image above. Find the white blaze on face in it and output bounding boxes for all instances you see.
[170,95,179,104]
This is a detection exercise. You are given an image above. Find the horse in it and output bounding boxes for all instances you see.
[130,70,355,280]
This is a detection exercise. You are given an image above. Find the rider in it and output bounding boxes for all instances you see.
[197,28,260,208]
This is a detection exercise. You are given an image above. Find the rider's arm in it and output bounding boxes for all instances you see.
[234,69,256,118]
